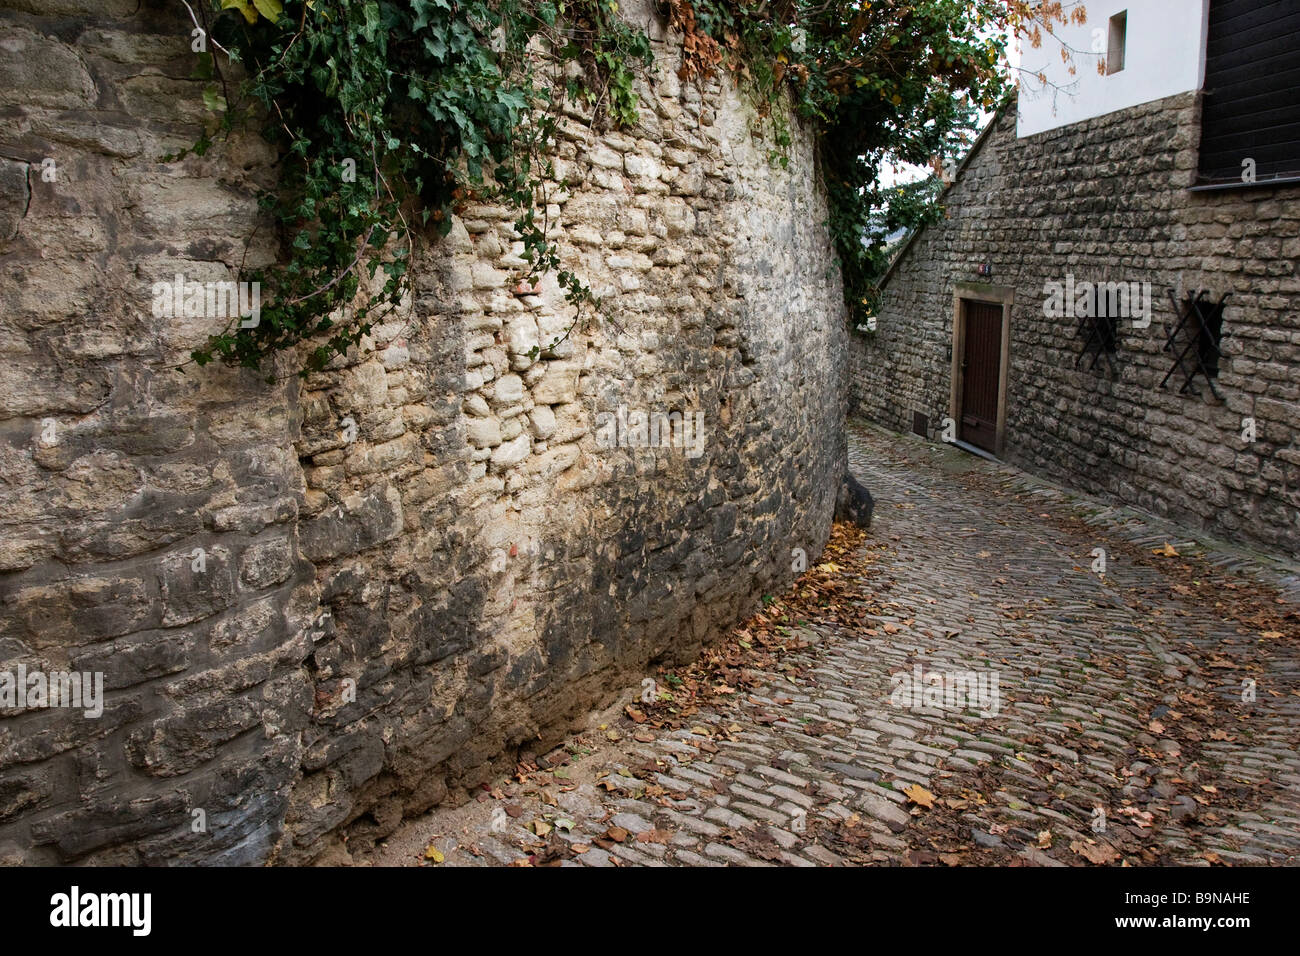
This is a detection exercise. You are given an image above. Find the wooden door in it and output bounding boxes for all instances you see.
[959,300,1003,452]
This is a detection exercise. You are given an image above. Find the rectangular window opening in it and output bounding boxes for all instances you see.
[1090,286,1121,354]
[1198,299,1226,380]
[1107,11,1127,75]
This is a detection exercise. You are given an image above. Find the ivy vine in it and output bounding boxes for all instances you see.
[184,0,650,377]
[181,0,1076,375]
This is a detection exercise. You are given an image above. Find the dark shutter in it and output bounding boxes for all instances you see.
[1196,0,1300,187]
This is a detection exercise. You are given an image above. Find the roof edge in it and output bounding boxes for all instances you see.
[874,102,1010,293]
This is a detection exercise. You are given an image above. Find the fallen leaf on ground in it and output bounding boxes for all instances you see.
[1071,840,1119,865]
[903,784,935,808]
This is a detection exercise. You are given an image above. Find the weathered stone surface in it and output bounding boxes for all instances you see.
[528,404,557,439]
[0,25,97,110]
[835,473,874,528]
[0,158,28,241]
[368,423,1300,868]
[0,0,847,865]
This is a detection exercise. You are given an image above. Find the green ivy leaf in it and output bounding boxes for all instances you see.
[202,86,227,113]
[252,0,284,22]
[220,0,258,25]
[361,2,381,42]
[191,52,213,80]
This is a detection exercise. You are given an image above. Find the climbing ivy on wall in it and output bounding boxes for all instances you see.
[186,0,650,376]
[185,0,1078,375]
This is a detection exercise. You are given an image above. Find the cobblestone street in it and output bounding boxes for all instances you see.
[371,421,1300,867]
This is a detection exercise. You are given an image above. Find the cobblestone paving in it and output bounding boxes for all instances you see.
[370,421,1300,867]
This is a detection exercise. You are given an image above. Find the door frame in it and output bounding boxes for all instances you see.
[950,283,1014,457]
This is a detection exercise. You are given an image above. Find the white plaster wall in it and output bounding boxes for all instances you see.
[1016,0,1210,138]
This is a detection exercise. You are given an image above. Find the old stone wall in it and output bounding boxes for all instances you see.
[0,0,848,863]
[848,94,1300,555]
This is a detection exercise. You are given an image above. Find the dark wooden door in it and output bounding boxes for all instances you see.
[959,300,1002,452]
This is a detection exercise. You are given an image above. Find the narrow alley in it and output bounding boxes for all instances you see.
[372,422,1300,867]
